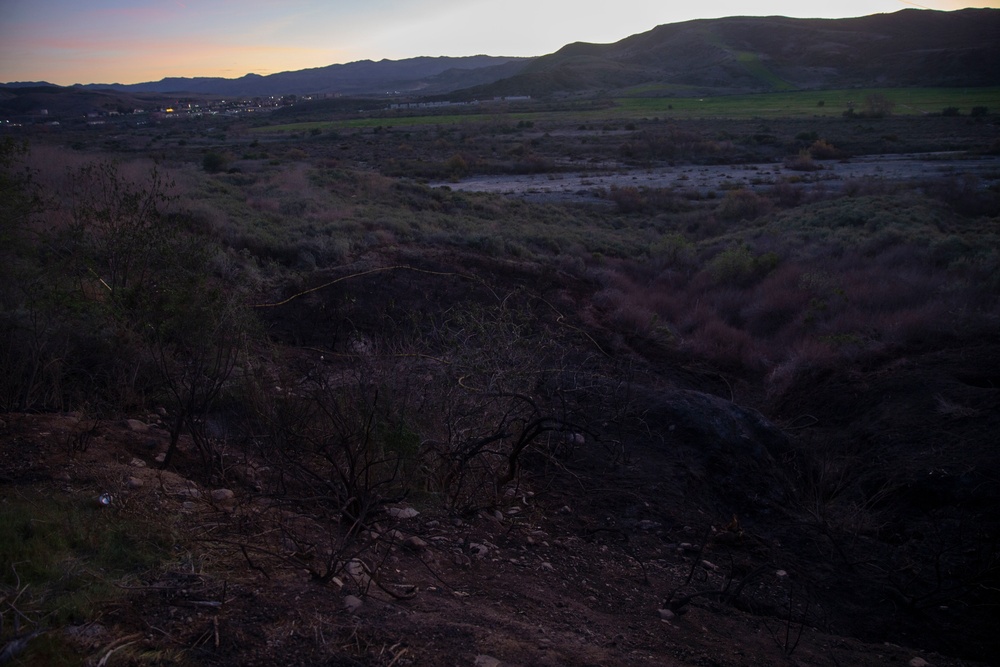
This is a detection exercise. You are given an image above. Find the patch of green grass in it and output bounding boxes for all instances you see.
[0,490,173,631]
[735,52,796,92]
[613,87,1000,119]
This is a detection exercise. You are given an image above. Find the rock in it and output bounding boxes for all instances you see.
[129,458,146,468]
[343,595,363,614]
[909,659,931,667]
[126,477,143,489]
[658,609,676,621]
[474,656,502,667]
[627,386,794,509]
[468,543,490,559]
[453,553,472,567]
[176,487,201,499]
[124,419,148,433]
[181,501,197,511]
[403,536,428,551]
[210,488,235,502]
[387,506,419,519]
[540,562,555,572]
[154,453,166,463]
[701,560,719,572]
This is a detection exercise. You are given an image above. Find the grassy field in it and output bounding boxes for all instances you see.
[253,87,1000,134]
[613,86,1000,118]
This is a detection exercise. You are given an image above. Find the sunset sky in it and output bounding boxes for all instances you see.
[1,0,997,86]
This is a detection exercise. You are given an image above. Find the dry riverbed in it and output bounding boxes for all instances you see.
[433,152,1000,203]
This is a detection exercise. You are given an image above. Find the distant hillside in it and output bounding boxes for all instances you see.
[461,9,1000,98]
[80,56,532,97]
[4,9,998,105]
[0,85,177,119]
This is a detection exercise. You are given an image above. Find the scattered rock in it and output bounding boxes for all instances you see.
[540,562,555,572]
[403,536,428,551]
[176,487,202,499]
[154,453,166,463]
[126,477,143,489]
[343,595,363,614]
[387,506,420,519]
[129,458,146,468]
[210,488,235,502]
[658,608,676,621]
[909,659,931,667]
[468,543,490,559]
[474,655,502,667]
[124,419,148,433]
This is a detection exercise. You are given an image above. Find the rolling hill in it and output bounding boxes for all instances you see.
[460,8,1000,98]
[3,8,999,106]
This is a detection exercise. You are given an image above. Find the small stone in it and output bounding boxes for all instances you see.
[468,543,490,559]
[181,501,197,511]
[343,595,363,614]
[701,560,719,572]
[540,562,555,572]
[154,453,166,463]
[403,536,428,551]
[210,489,235,502]
[387,506,419,519]
[776,569,788,578]
[658,609,676,621]
[453,553,471,567]
[176,487,201,499]
[909,659,931,667]
[129,458,147,468]
[126,477,143,489]
[474,656,502,667]
[125,419,148,433]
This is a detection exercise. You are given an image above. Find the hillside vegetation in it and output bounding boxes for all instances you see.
[1,14,999,664]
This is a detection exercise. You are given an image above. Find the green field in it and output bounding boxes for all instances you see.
[612,87,1000,118]
[252,87,1000,134]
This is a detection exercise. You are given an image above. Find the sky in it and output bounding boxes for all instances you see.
[1,0,997,85]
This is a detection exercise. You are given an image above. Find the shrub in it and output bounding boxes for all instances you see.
[707,244,780,286]
[202,151,229,173]
[784,151,821,172]
[717,189,772,221]
[808,139,842,160]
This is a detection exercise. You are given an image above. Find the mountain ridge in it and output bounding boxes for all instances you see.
[3,9,999,100]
